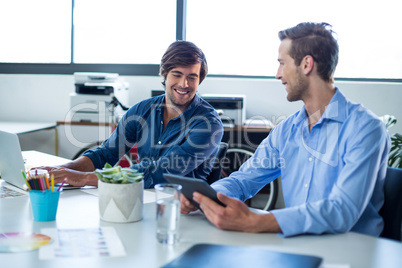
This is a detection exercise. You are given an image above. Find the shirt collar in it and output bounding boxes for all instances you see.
[293,106,308,126]
[155,93,200,120]
[292,87,347,126]
[319,87,347,124]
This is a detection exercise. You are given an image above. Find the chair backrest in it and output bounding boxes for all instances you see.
[379,166,402,241]
[206,142,229,185]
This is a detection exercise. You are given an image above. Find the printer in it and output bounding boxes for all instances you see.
[68,72,129,123]
[201,94,246,127]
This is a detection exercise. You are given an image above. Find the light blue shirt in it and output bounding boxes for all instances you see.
[212,89,390,237]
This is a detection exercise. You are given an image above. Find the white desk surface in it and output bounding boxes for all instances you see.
[0,121,57,135]
[1,152,402,268]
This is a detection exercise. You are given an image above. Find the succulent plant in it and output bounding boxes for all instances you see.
[94,163,143,184]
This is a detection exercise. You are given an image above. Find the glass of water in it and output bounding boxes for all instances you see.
[155,183,182,244]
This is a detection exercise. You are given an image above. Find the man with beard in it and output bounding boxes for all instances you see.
[181,22,390,237]
[40,41,223,189]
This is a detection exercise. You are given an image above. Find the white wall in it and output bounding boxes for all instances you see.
[1,74,401,157]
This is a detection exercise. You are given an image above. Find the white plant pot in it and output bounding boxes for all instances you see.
[98,179,144,223]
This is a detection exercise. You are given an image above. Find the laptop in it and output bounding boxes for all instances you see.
[0,130,96,192]
[0,130,28,192]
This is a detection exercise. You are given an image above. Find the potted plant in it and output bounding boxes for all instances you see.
[95,163,144,223]
[381,115,402,168]
[389,133,402,168]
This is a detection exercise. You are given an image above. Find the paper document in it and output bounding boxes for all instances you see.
[39,227,126,259]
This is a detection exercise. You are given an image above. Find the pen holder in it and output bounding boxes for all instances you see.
[29,190,60,221]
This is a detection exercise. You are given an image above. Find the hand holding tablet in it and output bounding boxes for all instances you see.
[163,174,226,210]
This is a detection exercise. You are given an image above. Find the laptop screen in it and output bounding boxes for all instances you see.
[0,130,26,189]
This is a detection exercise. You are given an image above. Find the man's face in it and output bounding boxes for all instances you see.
[276,39,308,102]
[164,63,201,112]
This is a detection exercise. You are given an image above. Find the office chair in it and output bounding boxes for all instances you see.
[379,166,402,241]
[206,142,229,185]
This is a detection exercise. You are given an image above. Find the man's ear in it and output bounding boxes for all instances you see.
[302,55,314,76]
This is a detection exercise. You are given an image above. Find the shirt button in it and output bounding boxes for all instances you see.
[304,184,308,188]
[308,157,313,162]
[158,141,162,145]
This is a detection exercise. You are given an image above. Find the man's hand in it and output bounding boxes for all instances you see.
[30,156,98,187]
[49,168,98,187]
[180,194,198,214]
[193,192,281,233]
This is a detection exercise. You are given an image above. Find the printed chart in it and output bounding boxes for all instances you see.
[39,227,126,259]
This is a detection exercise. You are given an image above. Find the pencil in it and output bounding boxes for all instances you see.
[45,174,50,190]
[57,178,66,192]
[38,176,44,191]
[21,170,31,190]
[33,177,39,190]
[41,176,47,191]
[51,174,55,192]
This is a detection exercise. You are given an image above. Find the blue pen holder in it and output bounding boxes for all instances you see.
[29,190,60,221]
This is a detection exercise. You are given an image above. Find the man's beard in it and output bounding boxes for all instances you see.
[287,69,308,102]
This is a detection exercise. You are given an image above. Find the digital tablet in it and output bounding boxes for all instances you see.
[163,174,225,209]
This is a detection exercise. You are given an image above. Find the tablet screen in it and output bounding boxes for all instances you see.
[163,174,225,209]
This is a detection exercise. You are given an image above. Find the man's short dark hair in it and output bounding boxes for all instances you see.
[278,22,339,82]
[160,41,208,87]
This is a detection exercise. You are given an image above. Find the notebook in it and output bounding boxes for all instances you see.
[162,244,323,268]
[0,130,27,190]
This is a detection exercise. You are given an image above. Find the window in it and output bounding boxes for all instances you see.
[0,0,176,65]
[186,0,402,79]
[0,0,71,63]
[74,0,176,64]
[1,0,401,80]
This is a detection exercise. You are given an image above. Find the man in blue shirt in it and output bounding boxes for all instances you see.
[181,22,390,237]
[45,41,223,188]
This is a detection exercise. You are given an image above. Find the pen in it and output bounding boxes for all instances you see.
[21,170,31,190]
[57,178,66,192]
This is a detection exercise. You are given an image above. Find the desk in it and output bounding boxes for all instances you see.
[1,152,402,268]
[56,121,113,159]
[0,122,57,135]
[0,121,58,155]
[223,125,272,151]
